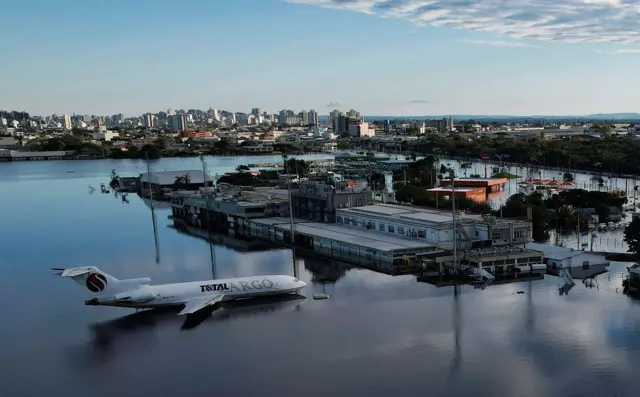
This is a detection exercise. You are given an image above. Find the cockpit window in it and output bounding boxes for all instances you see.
[292,278,299,282]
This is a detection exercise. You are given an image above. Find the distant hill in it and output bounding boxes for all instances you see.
[319,113,640,122]
[583,113,640,120]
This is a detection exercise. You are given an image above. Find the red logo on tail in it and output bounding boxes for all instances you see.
[86,273,107,293]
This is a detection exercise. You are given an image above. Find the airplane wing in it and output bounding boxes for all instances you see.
[178,295,224,315]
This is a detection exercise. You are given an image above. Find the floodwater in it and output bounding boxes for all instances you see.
[2,157,640,397]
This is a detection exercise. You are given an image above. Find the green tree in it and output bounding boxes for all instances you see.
[140,144,161,159]
[624,218,640,256]
[284,158,310,177]
[174,173,192,185]
[563,172,575,182]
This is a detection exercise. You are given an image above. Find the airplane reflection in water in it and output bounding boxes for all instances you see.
[68,295,307,369]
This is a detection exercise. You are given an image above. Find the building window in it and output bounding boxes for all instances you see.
[397,226,404,234]
[379,223,385,231]
[355,199,363,206]
[491,230,503,240]
[418,230,426,238]
[513,229,525,239]
[475,231,480,237]
[336,216,342,224]
[388,225,395,233]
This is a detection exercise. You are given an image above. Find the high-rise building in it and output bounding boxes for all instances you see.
[251,108,262,116]
[308,110,319,126]
[168,114,187,132]
[235,112,249,125]
[300,110,309,125]
[347,109,361,120]
[329,110,343,130]
[143,114,155,128]
[62,114,71,130]
[210,108,220,121]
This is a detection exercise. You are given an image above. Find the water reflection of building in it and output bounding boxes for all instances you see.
[168,224,272,253]
[302,255,352,283]
[547,262,608,279]
[140,196,173,210]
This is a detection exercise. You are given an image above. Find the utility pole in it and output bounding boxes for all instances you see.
[201,155,216,278]
[576,208,581,251]
[283,154,297,278]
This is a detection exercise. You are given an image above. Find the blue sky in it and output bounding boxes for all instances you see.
[2,0,640,117]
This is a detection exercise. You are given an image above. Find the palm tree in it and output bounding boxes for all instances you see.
[174,173,191,185]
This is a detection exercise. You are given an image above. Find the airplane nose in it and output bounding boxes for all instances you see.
[299,280,307,288]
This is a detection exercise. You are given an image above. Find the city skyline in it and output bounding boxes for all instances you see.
[2,0,640,116]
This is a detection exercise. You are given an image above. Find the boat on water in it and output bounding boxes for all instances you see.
[622,264,640,296]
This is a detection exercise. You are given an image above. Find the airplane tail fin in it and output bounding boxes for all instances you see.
[52,266,119,294]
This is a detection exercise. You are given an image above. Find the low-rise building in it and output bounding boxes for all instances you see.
[335,203,531,250]
[426,186,487,202]
[0,137,20,150]
[526,243,609,269]
[92,131,120,142]
[291,180,374,223]
[139,170,213,198]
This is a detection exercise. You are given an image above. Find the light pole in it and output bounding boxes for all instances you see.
[201,155,216,278]
[450,168,457,274]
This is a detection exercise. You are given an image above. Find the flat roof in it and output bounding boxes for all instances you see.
[454,178,504,182]
[426,187,484,192]
[349,205,413,216]
[525,243,607,261]
[339,204,484,224]
[465,247,542,259]
[399,212,453,223]
[250,218,436,253]
[440,178,507,185]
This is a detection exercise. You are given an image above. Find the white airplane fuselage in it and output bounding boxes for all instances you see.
[85,274,306,310]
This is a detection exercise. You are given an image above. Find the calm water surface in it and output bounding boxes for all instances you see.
[1,157,640,397]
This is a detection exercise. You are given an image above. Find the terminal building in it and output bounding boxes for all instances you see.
[167,179,542,278]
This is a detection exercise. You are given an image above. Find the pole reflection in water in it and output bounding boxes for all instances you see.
[526,281,534,329]
[451,283,462,375]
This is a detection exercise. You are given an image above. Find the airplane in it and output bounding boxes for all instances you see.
[53,266,307,316]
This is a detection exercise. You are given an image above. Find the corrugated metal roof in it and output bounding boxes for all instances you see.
[525,243,607,262]
[250,218,435,253]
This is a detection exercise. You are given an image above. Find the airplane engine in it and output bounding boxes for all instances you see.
[114,290,156,304]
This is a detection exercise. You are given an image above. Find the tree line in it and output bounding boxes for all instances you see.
[404,134,640,176]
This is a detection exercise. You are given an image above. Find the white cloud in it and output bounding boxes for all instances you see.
[460,40,539,48]
[285,0,640,44]
[594,48,640,54]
